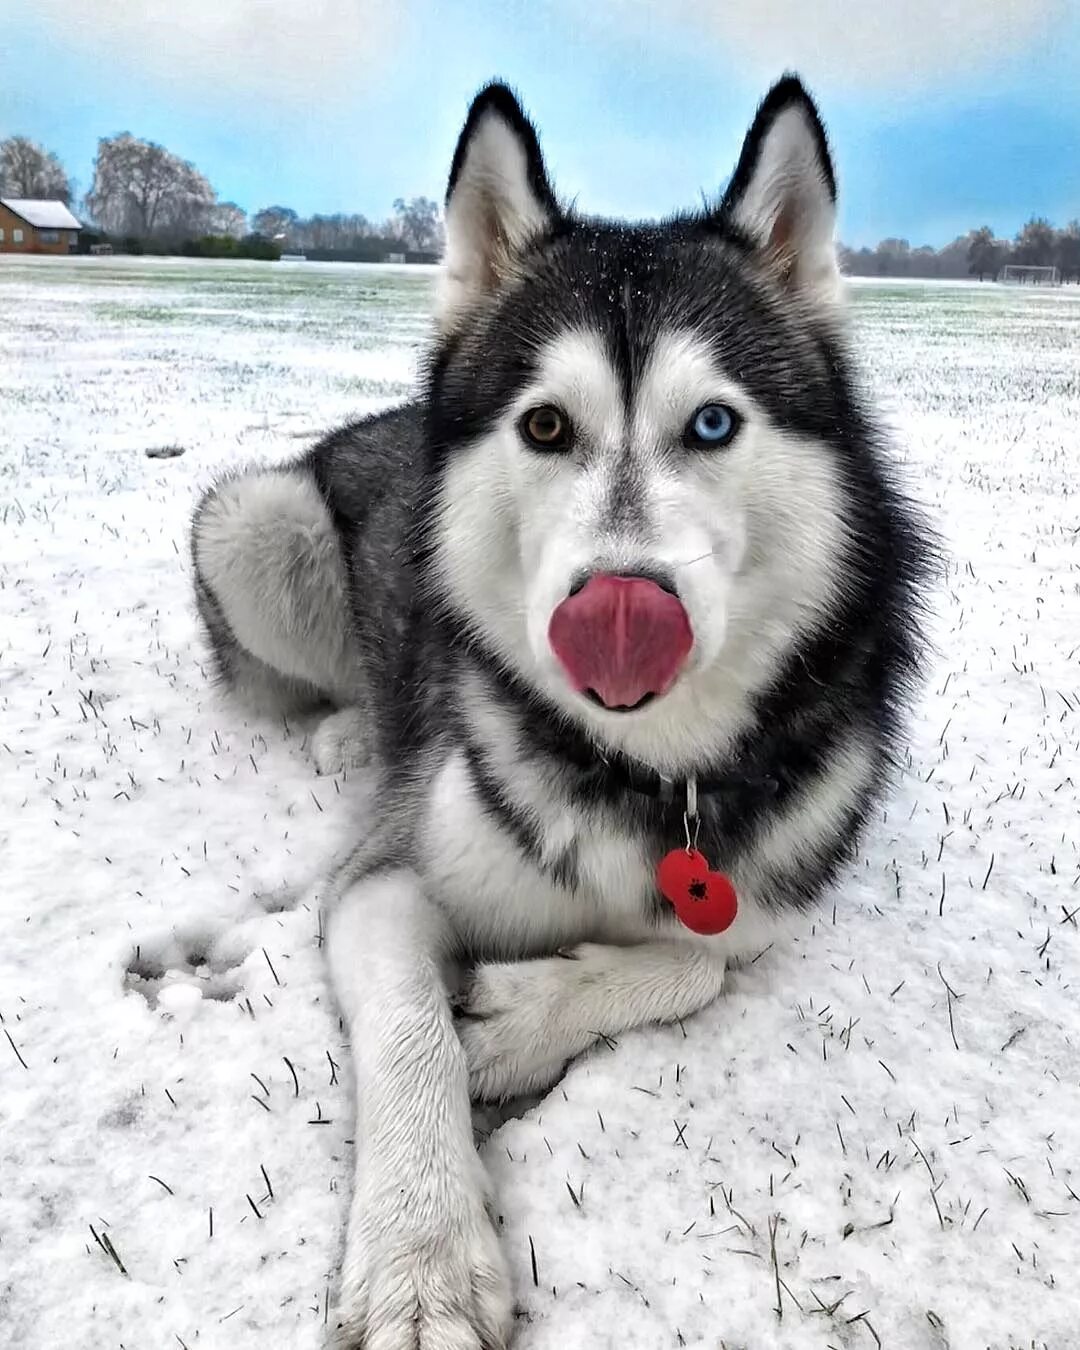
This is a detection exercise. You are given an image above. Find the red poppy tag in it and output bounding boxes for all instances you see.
[656,848,738,935]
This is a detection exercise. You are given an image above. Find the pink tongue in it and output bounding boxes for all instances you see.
[548,575,693,710]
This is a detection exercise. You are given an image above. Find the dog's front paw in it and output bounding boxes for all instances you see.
[331,1168,512,1349]
[311,707,370,775]
[457,954,590,1102]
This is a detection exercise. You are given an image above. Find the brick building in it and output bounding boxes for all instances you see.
[0,199,81,255]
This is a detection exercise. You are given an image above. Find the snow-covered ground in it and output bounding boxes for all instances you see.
[2,256,1079,1350]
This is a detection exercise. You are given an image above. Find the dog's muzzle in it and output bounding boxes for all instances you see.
[548,573,693,712]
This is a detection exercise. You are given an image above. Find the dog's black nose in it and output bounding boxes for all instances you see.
[568,565,679,598]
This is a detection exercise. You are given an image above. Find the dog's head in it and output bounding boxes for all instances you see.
[426,77,857,766]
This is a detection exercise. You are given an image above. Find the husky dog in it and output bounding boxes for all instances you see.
[191,76,928,1348]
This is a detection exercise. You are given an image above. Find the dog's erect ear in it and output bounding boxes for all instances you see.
[438,82,559,335]
[720,76,840,305]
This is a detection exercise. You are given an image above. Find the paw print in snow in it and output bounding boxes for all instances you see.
[124,927,249,1014]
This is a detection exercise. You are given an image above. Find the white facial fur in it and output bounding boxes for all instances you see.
[432,325,850,771]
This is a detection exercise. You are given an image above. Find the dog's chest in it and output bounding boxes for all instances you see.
[420,750,659,956]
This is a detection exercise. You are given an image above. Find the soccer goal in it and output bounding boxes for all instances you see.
[999,264,1060,286]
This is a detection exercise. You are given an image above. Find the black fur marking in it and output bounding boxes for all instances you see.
[463,740,544,868]
[596,276,649,537]
[190,540,239,687]
[549,842,580,892]
[301,403,423,697]
[462,740,581,891]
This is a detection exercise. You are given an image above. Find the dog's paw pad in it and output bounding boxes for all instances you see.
[124,929,249,1011]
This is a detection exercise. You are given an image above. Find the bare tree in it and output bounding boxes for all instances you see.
[298,213,373,250]
[251,205,299,240]
[250,201,437,256]
[86,135,215,242]
[0,136,73,204]
[392,196,443,251]
[875,238,911,276]
[209,202,248,238]
[336,213,373,247]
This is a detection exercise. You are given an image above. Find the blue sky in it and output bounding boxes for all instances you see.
[1,0,1078,247]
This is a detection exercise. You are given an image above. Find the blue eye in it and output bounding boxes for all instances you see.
[687,403,740,448]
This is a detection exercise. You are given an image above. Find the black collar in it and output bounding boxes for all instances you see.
[595,753,779,807]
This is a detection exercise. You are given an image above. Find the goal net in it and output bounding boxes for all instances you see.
[1000,264,1060,286]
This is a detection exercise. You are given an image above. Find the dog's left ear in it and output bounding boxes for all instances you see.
[720,76,840,306]
[438,82,560,336]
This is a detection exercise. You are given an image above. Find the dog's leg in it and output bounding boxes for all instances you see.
[457,940,727,1102]
[328,870,513,1349]
[191,467,363,715]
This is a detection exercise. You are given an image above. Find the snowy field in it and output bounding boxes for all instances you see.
[2,256,1079,1350]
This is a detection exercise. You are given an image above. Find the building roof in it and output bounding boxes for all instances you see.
[0,199,82,230]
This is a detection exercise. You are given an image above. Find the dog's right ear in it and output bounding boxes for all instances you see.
[438,83,560,336]
[719,76,840,307]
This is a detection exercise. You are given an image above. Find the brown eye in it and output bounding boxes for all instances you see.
[520,405,571,451]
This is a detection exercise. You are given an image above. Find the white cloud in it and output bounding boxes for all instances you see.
[597,0,1064,90]
[24,0,1068,108]
[32,0,400,101]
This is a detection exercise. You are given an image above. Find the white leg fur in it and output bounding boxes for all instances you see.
[328,871,513,1350]
[312,706,373,775]
[457,940,728,1102]
[193,469,360,704]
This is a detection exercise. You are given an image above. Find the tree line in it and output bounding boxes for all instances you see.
[1,130,1077,279]
[842,219,1080,282]
[0,133,443,260]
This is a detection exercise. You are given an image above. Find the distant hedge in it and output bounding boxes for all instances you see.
[73,232,440,264]
[180,234,282,260]
[76,231,281,260]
